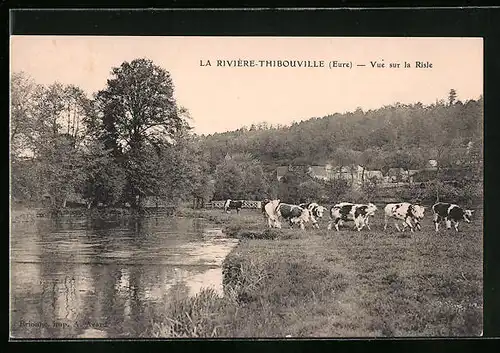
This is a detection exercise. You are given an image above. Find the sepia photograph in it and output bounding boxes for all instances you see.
[10,36,483,338]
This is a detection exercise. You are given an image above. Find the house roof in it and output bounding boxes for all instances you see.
[366,170,383,177]
[309,166,328,178]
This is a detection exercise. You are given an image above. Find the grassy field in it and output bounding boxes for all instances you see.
[149,206,483,337]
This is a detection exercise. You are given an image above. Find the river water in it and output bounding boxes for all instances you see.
[10,215,239,338]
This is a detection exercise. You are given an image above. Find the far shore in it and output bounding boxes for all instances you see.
[10,205,180,224]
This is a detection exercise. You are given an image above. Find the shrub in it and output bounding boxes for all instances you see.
[361,176,381,198]
[150,288,229,338]
[397,180,482,206]
[297,180,326,203]
[323,178,350,203]
[339,189,371,204]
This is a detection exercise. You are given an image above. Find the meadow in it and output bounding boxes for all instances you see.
[148,206,483,337]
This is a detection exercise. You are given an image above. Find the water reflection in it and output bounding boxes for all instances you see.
[10,215,238,338]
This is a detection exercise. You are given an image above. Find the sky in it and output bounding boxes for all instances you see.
[10,36,483,135]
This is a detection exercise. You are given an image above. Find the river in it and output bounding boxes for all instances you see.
[10,215,239,338]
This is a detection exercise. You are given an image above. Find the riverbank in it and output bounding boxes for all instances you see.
[149,207,483,337]
[11,206,177,224]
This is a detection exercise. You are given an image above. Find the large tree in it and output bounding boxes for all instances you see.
[89,59,190,207]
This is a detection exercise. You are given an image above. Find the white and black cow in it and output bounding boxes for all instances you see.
[299,202,327,229]
[264,199,282,228]
[264,200,311,230]
[432,202,474,232]
[223,199,243,214]
[327,202,378,231]
[384,202,426,232]
[278,203,311,230]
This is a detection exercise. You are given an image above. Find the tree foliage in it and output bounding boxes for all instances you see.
[11,60,206,211]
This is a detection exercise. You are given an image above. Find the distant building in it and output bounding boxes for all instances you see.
[365,170,384,180]
[276,164,383,190]
[276,165,311,181]
[307,166,329,180]
[388,168,405,182]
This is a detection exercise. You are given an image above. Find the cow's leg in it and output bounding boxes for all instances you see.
[433,214,440,232]
[445,218,452,230]
[384,215,389,230]
[236,208,240,214]
[310,215,319,229]
[355,217,362,231]
[404,217,414,233]
[327,221,333,231]
[454,221,460,232]
[299,221,305,230]
[335,218,341,231]
[365,217,371,230]
[394,221,401,232]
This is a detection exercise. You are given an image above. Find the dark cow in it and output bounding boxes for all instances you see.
[264,200,310,229]
[384,202,426,232]
[299,202,327,229]
[327,202,378,231]
[432,202,474,232]
[223,199,243,214]
[277,203,311,229]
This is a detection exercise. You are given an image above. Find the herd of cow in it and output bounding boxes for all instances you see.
[222,199,475,233]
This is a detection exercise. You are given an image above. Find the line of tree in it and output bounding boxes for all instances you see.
[199,93,482,176]
[11,59,215,212]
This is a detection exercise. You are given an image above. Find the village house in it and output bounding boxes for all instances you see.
[276,159,439,189]
[276,164,384,190]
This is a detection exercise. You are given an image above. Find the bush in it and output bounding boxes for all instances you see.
[323,178,350,203]
[396,180,482,206]
[361,176,381,199]
[297,180,326,204]
[339,189,371,204]
[150,288,228,338]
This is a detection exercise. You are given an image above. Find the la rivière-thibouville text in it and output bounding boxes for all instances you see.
[201,60,325,68]
[200,59,433,68]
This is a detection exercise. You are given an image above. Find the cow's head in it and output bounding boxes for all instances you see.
[412,205,426,220]
[366,203,378,216]
[315,205,326,218]
[463,209,474,223]
[309,203,326,218]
